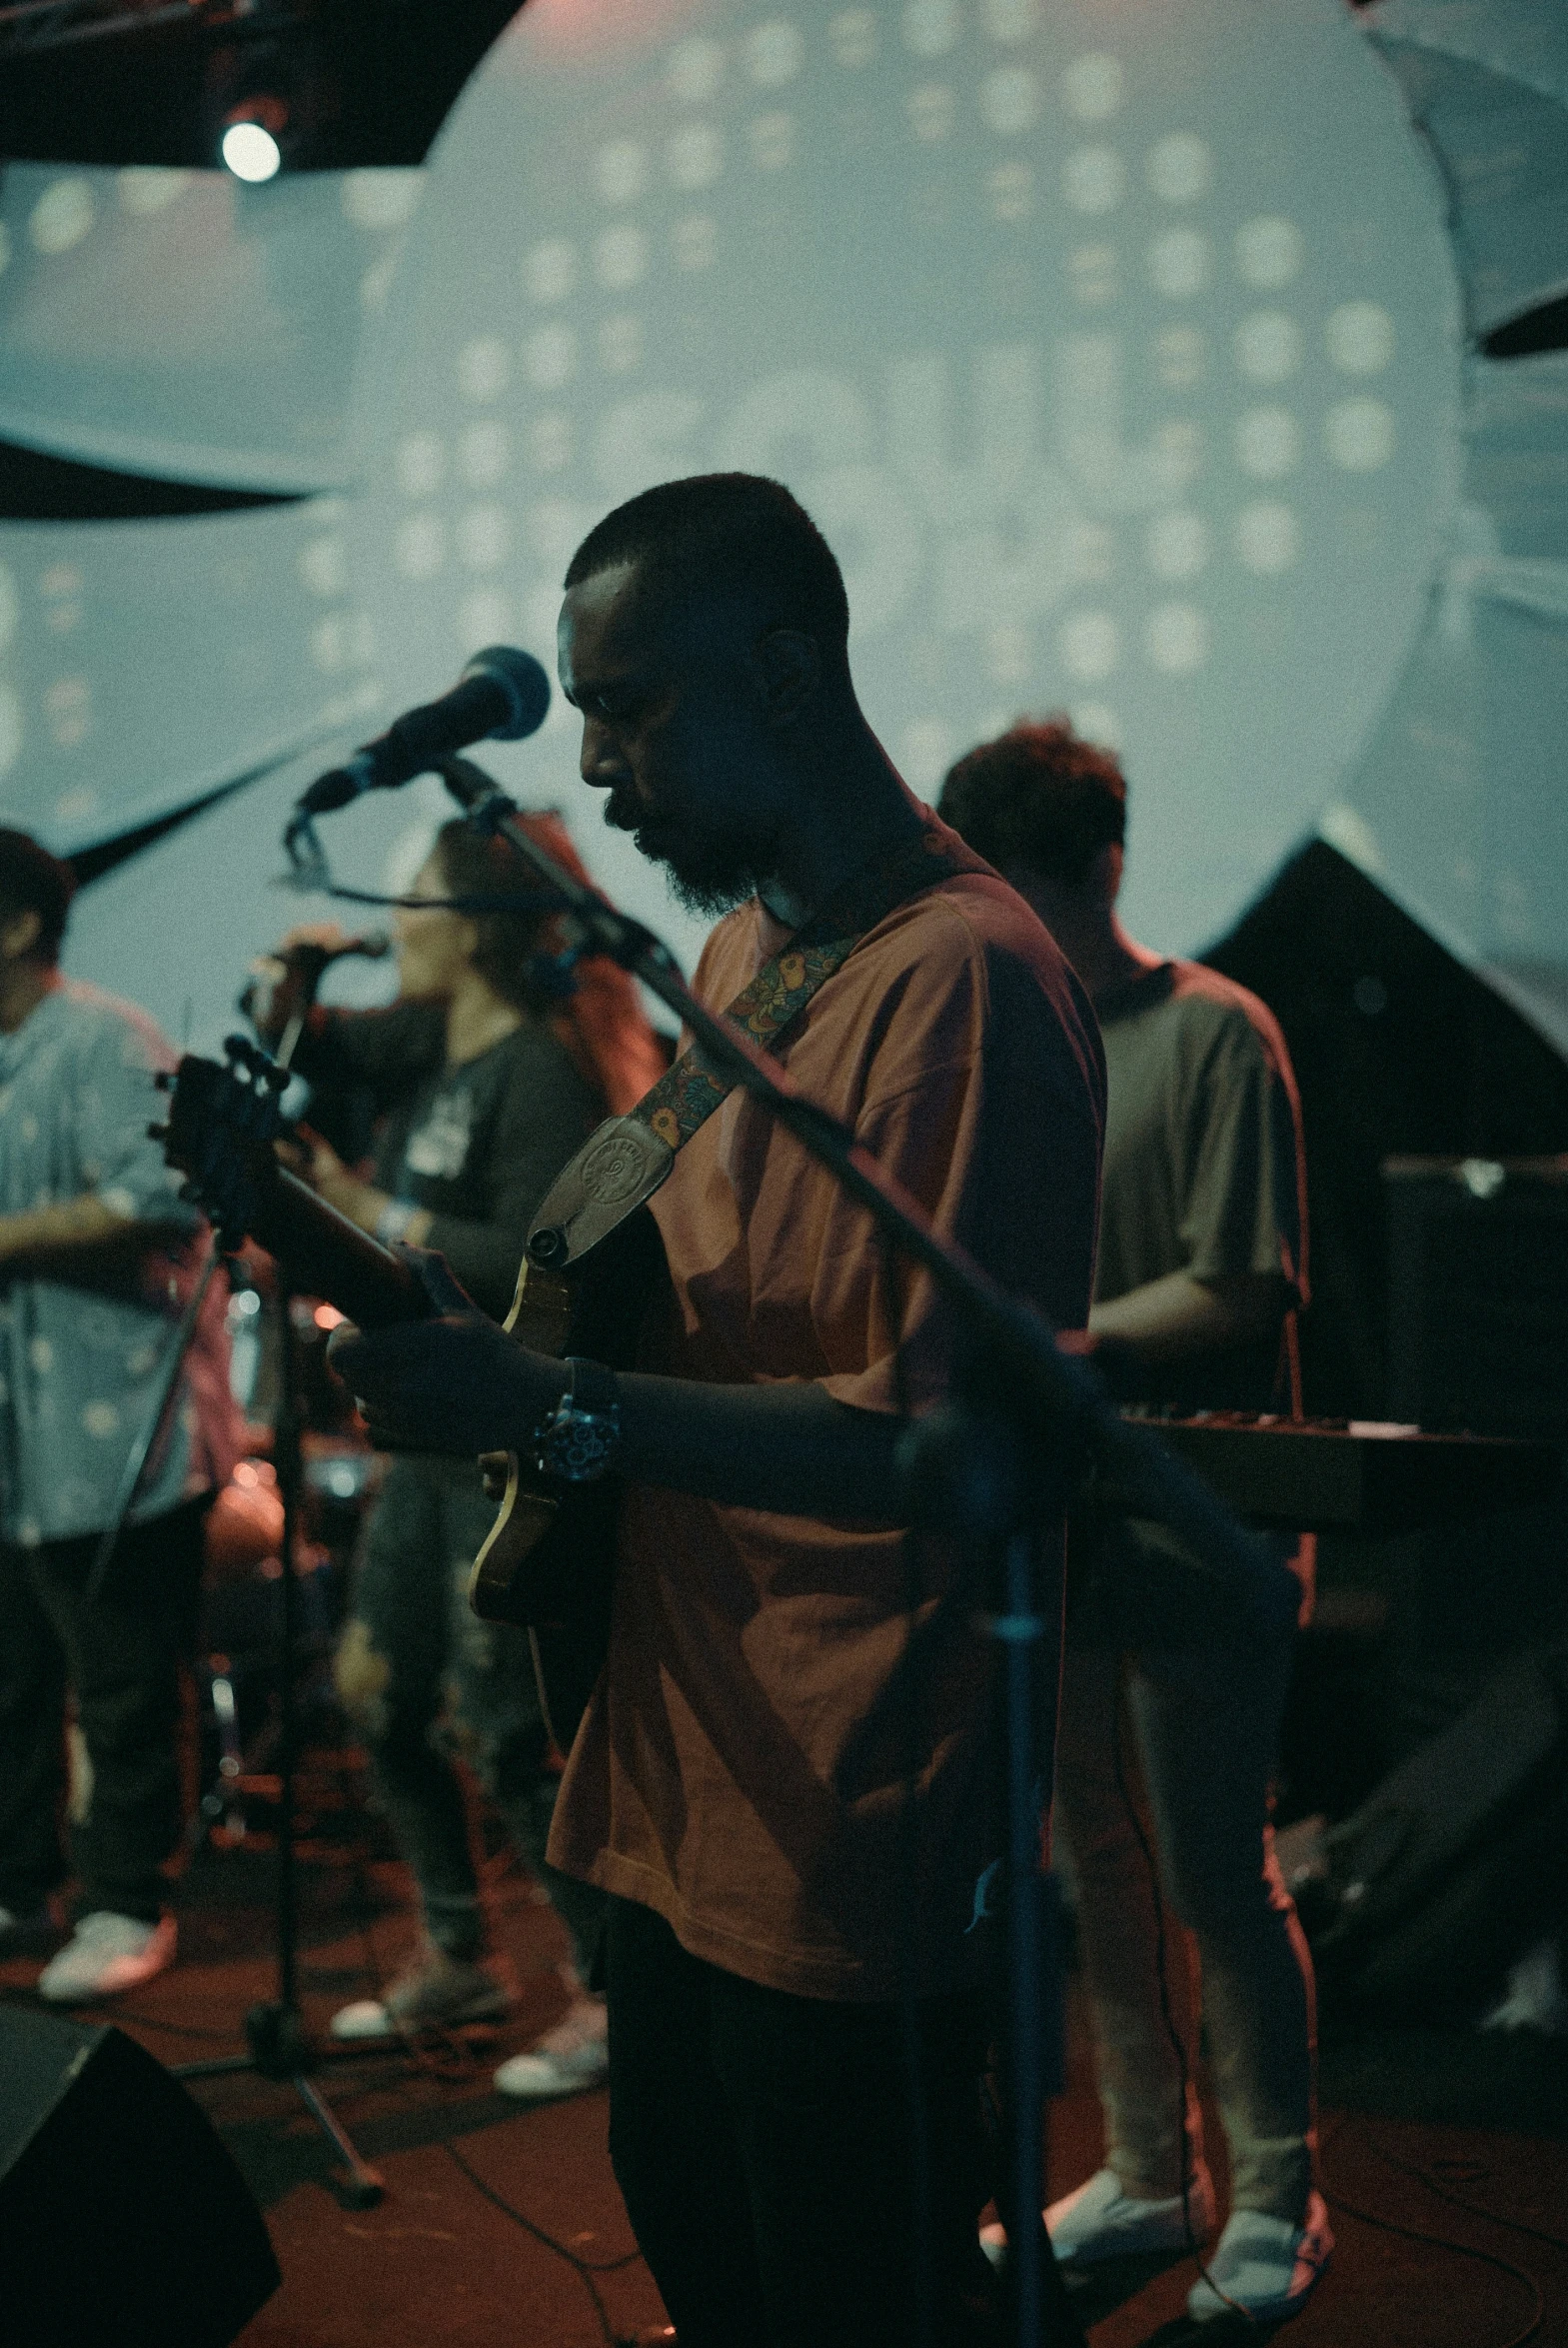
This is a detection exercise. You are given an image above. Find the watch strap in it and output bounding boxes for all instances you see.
[563,1354,619,1415]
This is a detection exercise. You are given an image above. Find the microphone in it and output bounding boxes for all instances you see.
[240,932,391,1038]
[294,647,551,819]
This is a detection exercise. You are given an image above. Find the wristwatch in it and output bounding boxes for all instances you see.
[533,1355,623,1483]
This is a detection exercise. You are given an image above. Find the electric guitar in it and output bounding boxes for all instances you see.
[153,1035,661,1745]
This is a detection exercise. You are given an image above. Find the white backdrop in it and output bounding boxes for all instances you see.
[345,0,1461,984]
[1331,1,1568,1052]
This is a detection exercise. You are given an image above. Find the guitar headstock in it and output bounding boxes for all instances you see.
[151,1034,292,1252]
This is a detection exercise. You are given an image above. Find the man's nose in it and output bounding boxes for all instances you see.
[579,717,625,789]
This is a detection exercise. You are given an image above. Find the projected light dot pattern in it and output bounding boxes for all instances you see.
[350,0,1458,966]
[1326,301,1395,376]
[1148,133,1212,204]
[1146,601,1208,675]
[117,168,192,217]
[1061,50,1122,121]
[1236,215,1304,290]
[340,170,423,231]
[1325,396,1395,472]
[30,180,96,256]
[298,535,348,598]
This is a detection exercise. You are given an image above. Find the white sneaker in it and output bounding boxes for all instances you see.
[494,1994,609,2101]
[330,1945,511,2041]
[1186,2194,1334,2324]
[1013,2164,1215,2267]
[36,1912,177,2003]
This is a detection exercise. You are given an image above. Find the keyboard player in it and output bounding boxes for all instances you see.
[938,719,1332,2331]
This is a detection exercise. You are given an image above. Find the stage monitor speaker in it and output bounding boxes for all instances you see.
[1382,1158,1568,1742]
[0,2007,280,2348]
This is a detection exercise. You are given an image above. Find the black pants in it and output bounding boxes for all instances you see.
[0,1498,207,1923]
[604,1896,1006,2348]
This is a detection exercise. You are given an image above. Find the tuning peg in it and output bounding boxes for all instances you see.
[154,1071,173,1094]
[147,1122,169,1144]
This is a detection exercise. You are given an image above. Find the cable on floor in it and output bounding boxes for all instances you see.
[1323,2151,1546,2348]
[443,2134,645,2348]
[1358,2128,1568,2259]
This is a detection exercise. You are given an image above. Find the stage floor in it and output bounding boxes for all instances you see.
[3,1802,1565,2348]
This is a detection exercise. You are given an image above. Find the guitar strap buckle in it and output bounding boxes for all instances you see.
[527,1115,677,1269]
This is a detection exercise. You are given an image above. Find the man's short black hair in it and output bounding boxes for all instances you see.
[564,473,850,660]
[938,717,1126,890]
[0,829,75,963]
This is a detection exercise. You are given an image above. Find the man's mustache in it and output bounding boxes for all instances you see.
[604,787,652,837]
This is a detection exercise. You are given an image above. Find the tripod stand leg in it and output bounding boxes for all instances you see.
[294,2072,384,2210]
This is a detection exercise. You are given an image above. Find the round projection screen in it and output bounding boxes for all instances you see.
[348,0,1461,972]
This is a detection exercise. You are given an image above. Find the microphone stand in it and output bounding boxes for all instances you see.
[430,757,1299,2346]
[172,1028,383,2210]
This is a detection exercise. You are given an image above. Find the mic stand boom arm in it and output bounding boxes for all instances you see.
[439,758,1296,1628]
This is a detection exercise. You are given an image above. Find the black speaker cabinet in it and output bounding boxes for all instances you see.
[0,2008,280,2347]
[1382,1157,1568,1739]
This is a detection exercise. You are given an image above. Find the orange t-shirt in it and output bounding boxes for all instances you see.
[549,823,1105,2001]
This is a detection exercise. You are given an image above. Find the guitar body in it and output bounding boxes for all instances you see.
[468,1205,670,1749]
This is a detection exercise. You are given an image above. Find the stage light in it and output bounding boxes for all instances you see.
[221,118,283,183]
[217,92,289,184]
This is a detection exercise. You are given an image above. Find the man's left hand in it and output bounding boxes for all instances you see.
[327,1247,562,1456]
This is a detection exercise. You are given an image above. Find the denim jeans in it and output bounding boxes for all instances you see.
[336,1453,603,1976]
[1052,1609,1317,2224]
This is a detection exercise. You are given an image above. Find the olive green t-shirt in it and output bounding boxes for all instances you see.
[1094,958,1306,1416]
[1078,959,1311,1641]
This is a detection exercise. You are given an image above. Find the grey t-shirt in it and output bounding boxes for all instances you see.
[1076,959,1312,1640]
[1095,959,1306,1414]
[294,1001,605,1323]
[0,982,242,1545]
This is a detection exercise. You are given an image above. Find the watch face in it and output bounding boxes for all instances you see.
[540,1401,619,1483]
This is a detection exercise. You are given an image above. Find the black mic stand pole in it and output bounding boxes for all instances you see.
[235,1265,385,2206]
[171,1080,382,2209]
[430,758,1298,2345]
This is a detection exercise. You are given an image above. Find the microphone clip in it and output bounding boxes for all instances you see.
[281,810,330,889]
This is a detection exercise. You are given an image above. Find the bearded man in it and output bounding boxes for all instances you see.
[332,475,1104,2348]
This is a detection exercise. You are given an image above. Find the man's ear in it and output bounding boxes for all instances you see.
[747,629,820,728]
[1093,842,1124,911]
[0,908,42,964]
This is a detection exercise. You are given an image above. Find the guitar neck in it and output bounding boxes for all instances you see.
[252,1168,433,1328]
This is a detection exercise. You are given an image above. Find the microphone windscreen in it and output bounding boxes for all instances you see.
[464,645,552,741]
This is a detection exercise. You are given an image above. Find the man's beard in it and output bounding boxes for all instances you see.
[605,789,772,918]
